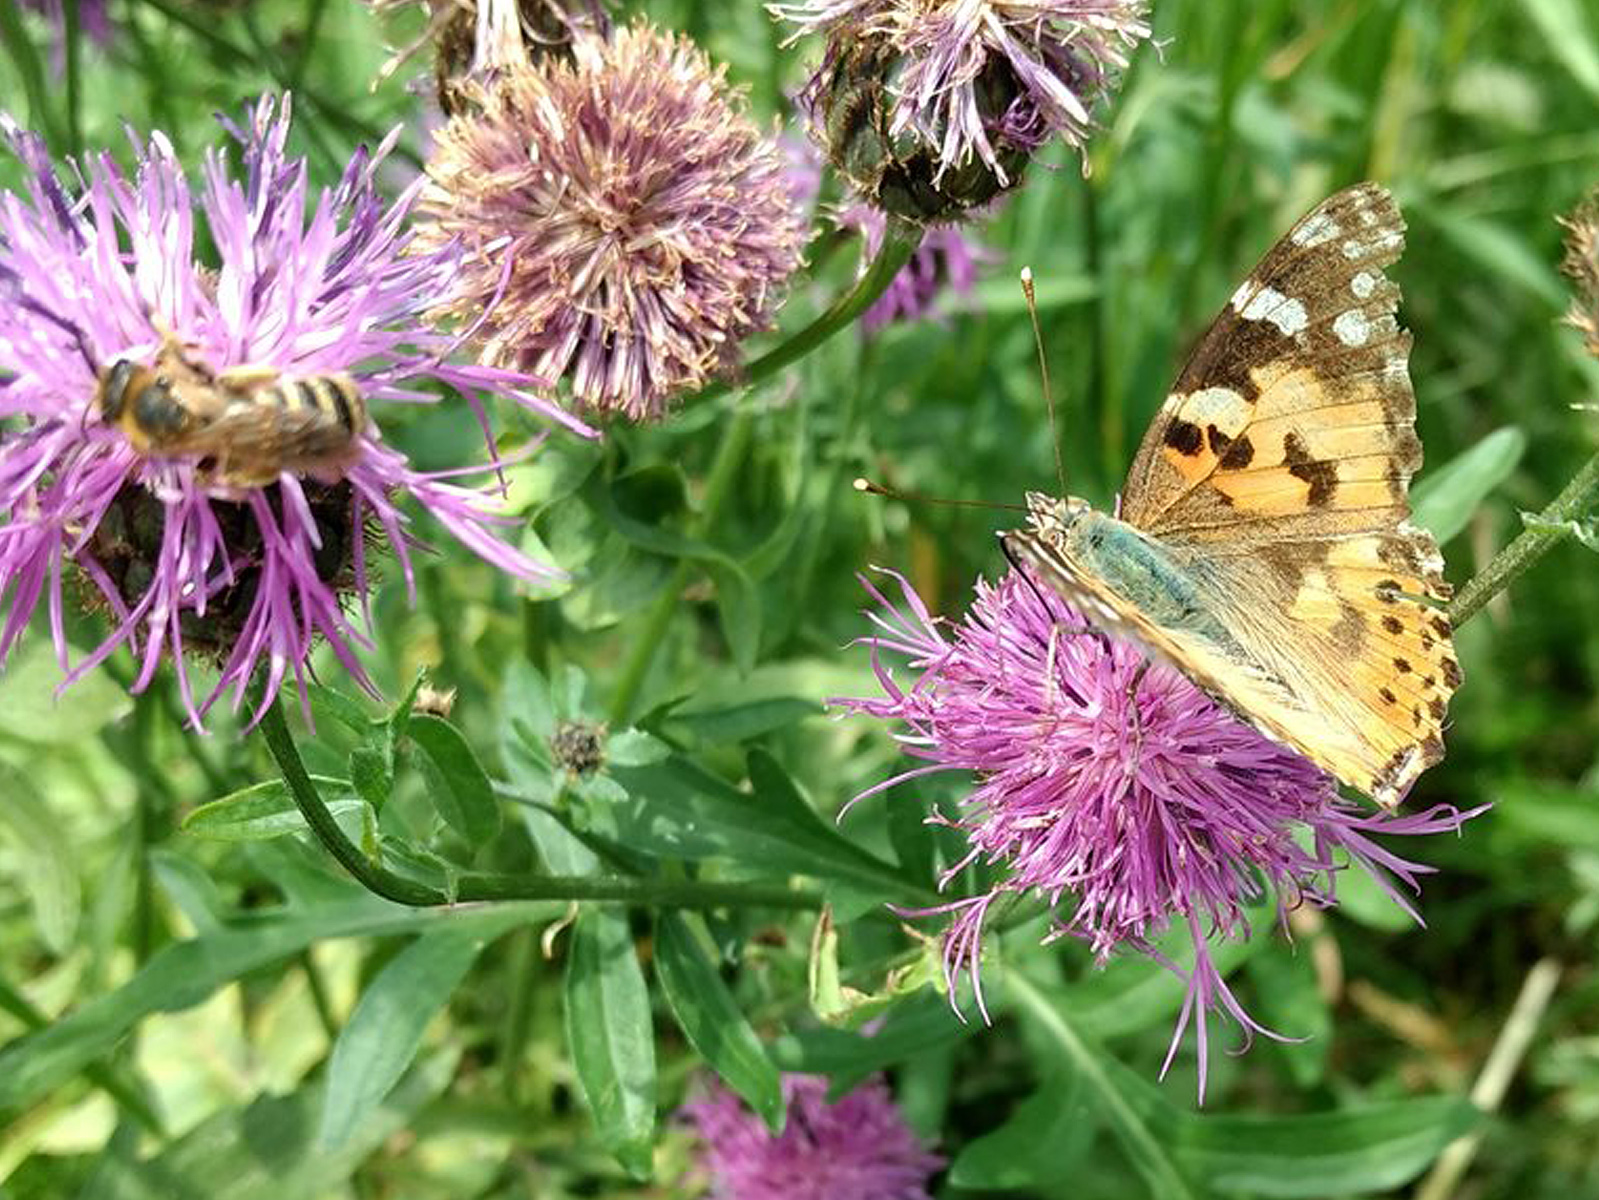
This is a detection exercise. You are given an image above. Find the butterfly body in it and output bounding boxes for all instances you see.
[1005,183,1460,808]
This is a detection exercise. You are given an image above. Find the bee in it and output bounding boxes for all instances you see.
[94,332,367,488]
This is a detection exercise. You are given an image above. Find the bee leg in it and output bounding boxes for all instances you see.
[215,364,282,390]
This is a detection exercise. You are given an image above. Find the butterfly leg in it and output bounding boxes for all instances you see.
[1126,658,1152,759]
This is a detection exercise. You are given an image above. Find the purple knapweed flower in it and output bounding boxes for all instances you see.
[0,96,590,725]
[772,0,1153,220]
[416,20,807,423]
[683,1074,942,1200]
[837,567,1482,1099]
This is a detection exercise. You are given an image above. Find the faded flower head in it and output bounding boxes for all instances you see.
[772,0,1152,221]
[683,1074,942,1200]
[0,96,587,725]
[1561,187,1599,358]
[838,568,1480,1098]
[417,20,807,423]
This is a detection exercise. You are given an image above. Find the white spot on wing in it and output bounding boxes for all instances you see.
[1351,270,1376,299]
[1333,310,1371,347]
[1292,212,1340,247]
[1178,386,1249,433]
[1237,286,1308,336]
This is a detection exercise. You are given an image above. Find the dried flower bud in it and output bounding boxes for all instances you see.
[1561,188,1599,358]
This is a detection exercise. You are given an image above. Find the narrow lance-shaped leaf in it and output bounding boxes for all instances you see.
[565,910,658,1178]
[656,913,784,1131]
[1410,426,1526,544]
[318,926,497,1150]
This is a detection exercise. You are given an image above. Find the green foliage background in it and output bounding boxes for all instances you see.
[1,0,1598,1197]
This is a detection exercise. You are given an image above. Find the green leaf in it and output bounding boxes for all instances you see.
[0,762,81,954]
[520,805,602,876]
[348,744,392,809]
[655,913,783,1131]
[182,778,369,843]
[0,899,558,1111]
[1420,207,1567,307]
[584,475,763,672]
[407,713,502,845]
[1009,973,1200,1200]
[968,272,1097,314]
[318,927,491,1150]
[606,728,670,768]
[83,1049,459,1200]
[0,640,131,745]
[1162,1091,1479,1196]
[948,1071,1094,1189]
[565,909,657,1178]
[607,754,914,895]
[1058,915,1269,1040]
[1245,937,1331,1087]
[1411,426,1527,543]
[305,683,374,736]
[657,697,823,746]
[775,991,977,1087]
[1521,511,1599,550]
[1491,779,1599,852]
[1524,0,1599,101]
[706,559,761,673]
[1013,973,1477,1197]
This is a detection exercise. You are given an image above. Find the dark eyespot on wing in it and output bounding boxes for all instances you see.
[1218,434,1254,469]
[1164,419,1204,455]
[1283,431,1338,507]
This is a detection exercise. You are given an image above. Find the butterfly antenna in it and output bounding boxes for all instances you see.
[1020,267,1066,496]
[853,477,1025,513]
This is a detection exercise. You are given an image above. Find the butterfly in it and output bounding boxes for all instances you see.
[1003,183,1459,808]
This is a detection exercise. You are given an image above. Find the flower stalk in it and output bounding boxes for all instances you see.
[699,219,924,404]
[1448,445,1599,628]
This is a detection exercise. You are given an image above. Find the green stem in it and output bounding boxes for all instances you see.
[1008,972,1196,1200]
[258,694,819,911]
[63,0,82,156]
[1449,447,1599,627]
[696,220,925,404]
[606,406,753,725]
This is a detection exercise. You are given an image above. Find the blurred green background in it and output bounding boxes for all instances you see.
[1,0,1598,1196]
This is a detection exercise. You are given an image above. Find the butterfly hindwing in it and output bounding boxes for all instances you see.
[1012,184,1458,807]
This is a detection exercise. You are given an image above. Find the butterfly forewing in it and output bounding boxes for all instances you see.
[1013,184,1458,807]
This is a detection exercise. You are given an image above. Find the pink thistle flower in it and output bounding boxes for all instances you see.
[416,20,807,423]
[0,96,589,725]
[837,567,1483,1099]
[772,0,1152,219]
[683,1074,942,1200]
